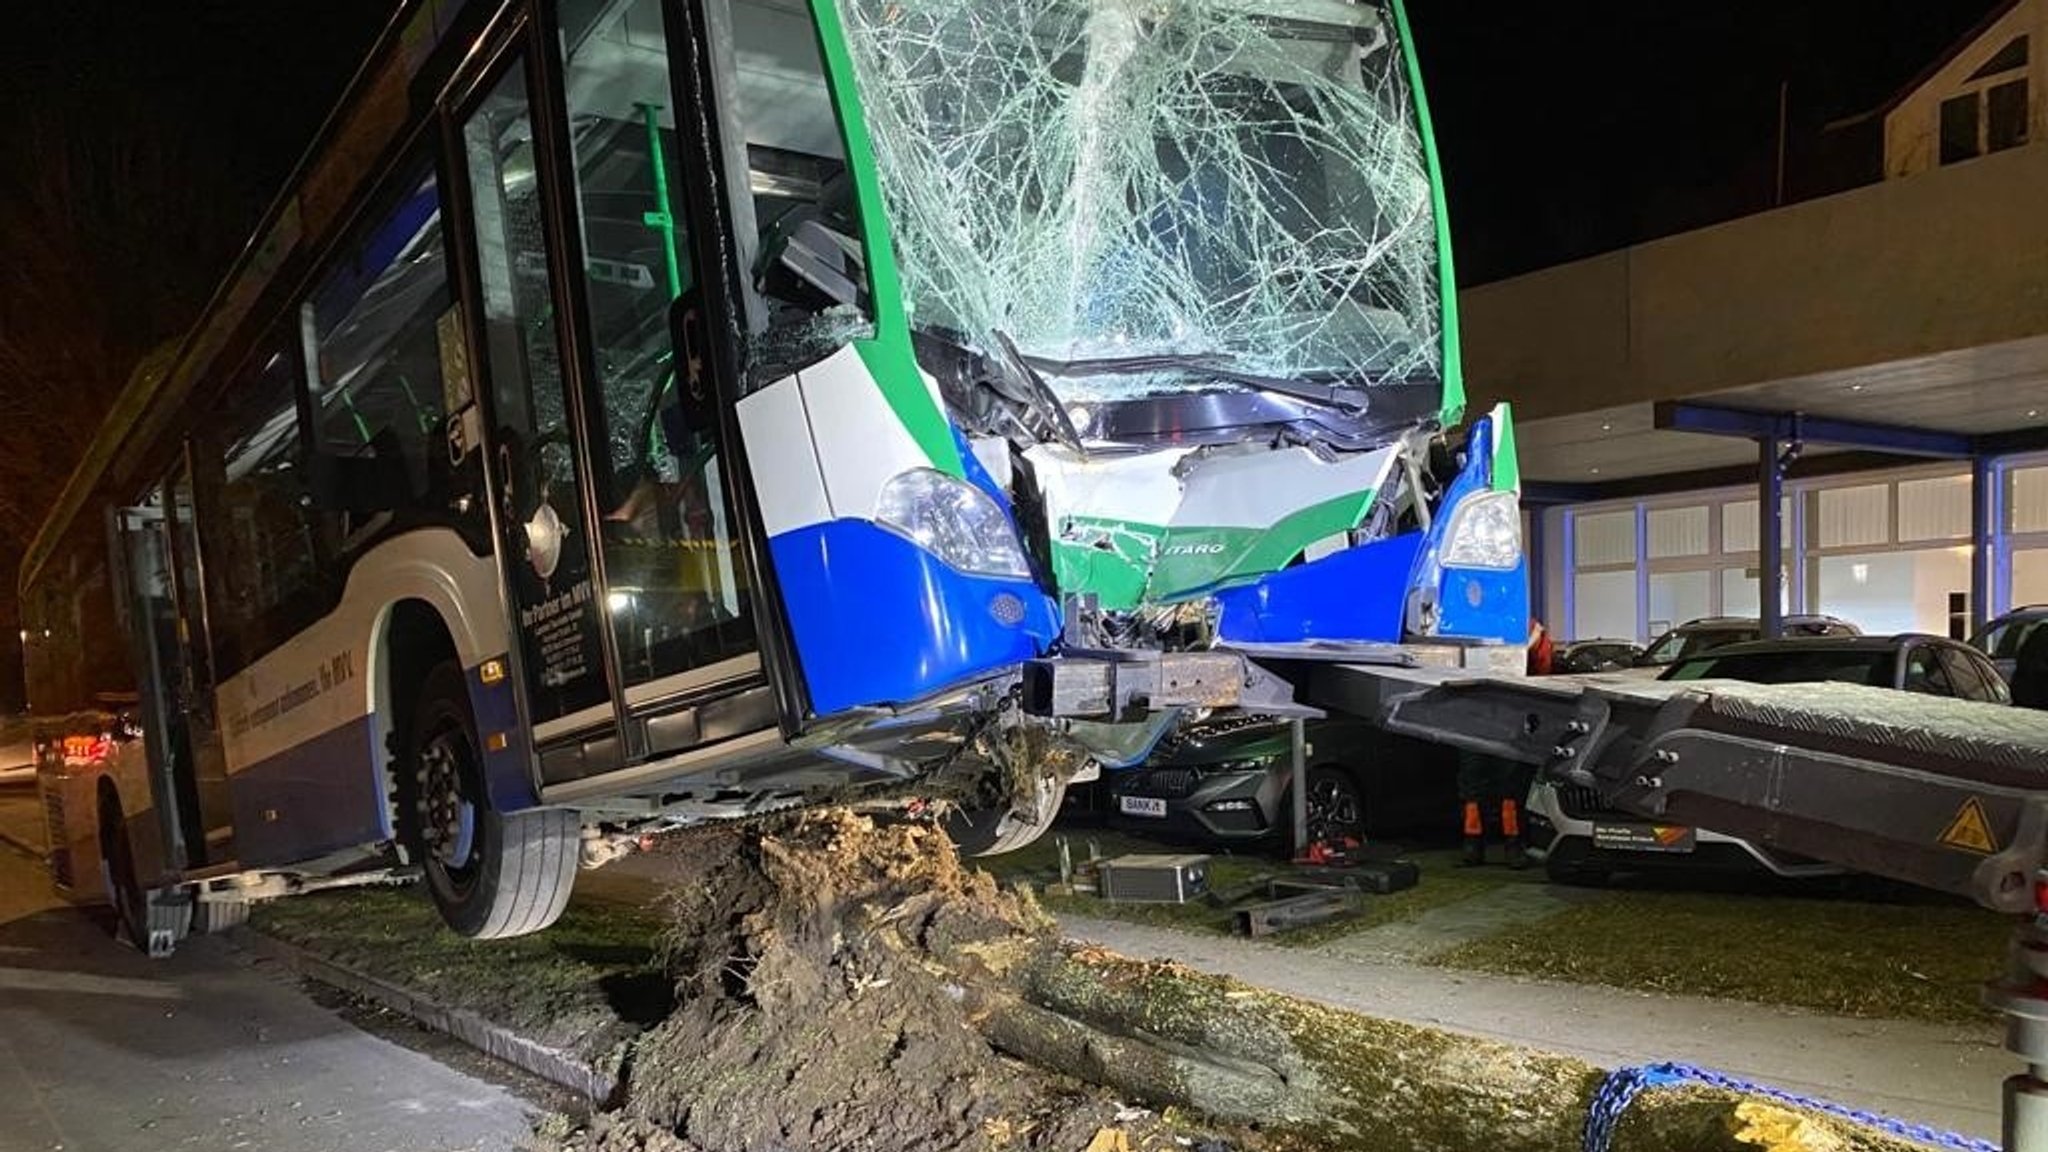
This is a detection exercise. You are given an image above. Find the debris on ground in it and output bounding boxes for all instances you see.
[259,808,1966,1152]
[533,810,1242,1152]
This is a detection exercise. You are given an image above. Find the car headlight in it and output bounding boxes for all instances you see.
[875,468,1032,579]
[1439,488,1522,570]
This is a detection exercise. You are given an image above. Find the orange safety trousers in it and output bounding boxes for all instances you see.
[1464,798,1521,839]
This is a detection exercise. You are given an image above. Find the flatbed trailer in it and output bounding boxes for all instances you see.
[1294,659,2048,1149]
[1306,662,2048,913]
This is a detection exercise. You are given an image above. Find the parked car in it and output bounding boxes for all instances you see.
[1527,633,2006,884]
[1552,639,1644,674]
[1103,715,1454,850]
[1630,614,1861,673]
[1973,604,2048,682]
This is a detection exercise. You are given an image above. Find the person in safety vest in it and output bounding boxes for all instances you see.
[1527,617,1555,676]
[1456,618,1551,867]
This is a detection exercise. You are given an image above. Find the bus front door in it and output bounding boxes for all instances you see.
[454,12,775,791]
[162,457,234,866]
[108,479,228,877]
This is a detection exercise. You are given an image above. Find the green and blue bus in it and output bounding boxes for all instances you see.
[22,0,1523,946]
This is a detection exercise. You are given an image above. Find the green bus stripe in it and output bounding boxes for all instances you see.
[1491,402,1520,493]
[1391,0,1465,428]
[807,0,963,477]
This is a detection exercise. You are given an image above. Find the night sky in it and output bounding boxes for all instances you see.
[0,1,2014,295]
[0,0,2016,339]
[0,3,389,197]
[1411,0,2010,282]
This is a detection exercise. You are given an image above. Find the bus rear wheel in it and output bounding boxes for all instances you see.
[97,791,188,957]
[398,661,576,939]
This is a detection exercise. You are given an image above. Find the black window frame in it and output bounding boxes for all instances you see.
[299,148,467,540]
[190,336,340,680]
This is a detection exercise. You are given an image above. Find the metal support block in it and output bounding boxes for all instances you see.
[1020,652,1249,719]
[1235,889,1356,937]
[1990,918,2048,1152]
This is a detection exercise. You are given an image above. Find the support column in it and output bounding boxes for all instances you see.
[1528,511,1548,629]
[1760,438,1785,639]
[1974,455,2003,633]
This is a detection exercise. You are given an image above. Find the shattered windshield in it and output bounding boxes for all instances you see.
[838,0,1443,404]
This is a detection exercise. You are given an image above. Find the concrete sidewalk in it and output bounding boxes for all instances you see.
[1060,914,2004,1141]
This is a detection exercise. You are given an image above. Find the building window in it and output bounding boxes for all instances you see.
[1646,505,1710,559]
[1942,94,1982,164]
[1897,474,1969,542]
[1969,36,2029,82]
[1941,37,2030,165]
[1989,79,2030,152]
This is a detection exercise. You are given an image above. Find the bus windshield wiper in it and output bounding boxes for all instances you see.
[1017,351,1372,415]
[989,329,1084,452]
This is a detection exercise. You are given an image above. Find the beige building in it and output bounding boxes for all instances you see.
[1886,0,2039,177]
[1460,2,2048,643]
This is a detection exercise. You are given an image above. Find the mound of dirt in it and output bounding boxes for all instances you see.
[544,810,1210,1152]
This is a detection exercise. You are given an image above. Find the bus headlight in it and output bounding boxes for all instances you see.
[1439,489,1521,570]
[875,468,1032,579]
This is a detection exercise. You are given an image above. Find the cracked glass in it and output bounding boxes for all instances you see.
[837,0,1443,405]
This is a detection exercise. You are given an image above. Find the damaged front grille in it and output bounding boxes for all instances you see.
[1128,768,1200,798]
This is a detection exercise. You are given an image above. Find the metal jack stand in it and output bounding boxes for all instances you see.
[1288,718,1308,855]
[1990,912,2048,1151]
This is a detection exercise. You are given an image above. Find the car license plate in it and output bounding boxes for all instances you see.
[1118,795,1169,818]
[1592,823,1696,853]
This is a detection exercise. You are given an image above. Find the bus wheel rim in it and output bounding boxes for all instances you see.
[420,731,478,873]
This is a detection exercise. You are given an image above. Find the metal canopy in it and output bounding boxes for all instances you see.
[1652,401,1975,459]
[1513,332,2048,488]
[1555,400,2016,637]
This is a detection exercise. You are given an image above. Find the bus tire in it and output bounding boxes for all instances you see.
[97,792,188,957]
[399,661,576,939]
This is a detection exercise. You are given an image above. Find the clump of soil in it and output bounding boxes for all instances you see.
[544,810,1213,1152]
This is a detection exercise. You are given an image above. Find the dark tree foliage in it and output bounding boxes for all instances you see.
[0,3,389,619]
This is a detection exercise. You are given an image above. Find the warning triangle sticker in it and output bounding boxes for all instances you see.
[1938,798,1998,855]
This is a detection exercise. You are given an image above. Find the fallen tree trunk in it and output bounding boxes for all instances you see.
[946,942,1927,1152]
[546,812,1958,1152]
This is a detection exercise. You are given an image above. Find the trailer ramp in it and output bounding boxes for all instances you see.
[1304,664,2048,914]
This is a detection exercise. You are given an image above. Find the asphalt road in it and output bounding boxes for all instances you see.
[0,798,538,1152]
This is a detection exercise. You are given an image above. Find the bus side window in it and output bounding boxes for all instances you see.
[302,164,457,525]
[193,346,339,678]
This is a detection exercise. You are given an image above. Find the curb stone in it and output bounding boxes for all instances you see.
[230,926,620,1104]
[0,823,44,861]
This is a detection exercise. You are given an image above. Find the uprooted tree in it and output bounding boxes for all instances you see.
[543,811,1939,1152]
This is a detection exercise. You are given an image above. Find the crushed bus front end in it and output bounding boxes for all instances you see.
[742,0,1525,787]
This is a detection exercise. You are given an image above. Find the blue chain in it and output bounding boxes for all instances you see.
[1583,1061,2000,1152]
